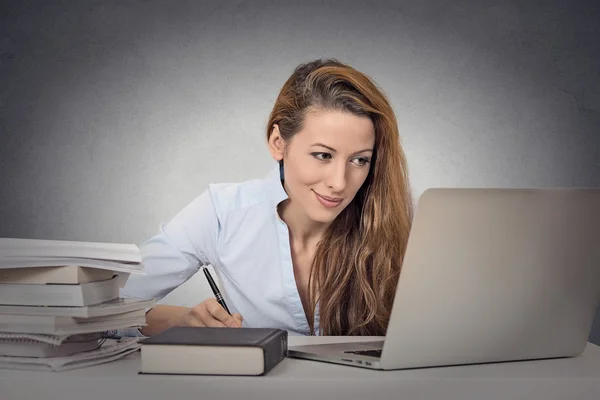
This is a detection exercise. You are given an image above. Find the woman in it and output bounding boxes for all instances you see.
[121,58,413,336]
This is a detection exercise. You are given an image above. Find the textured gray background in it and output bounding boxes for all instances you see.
[1,0,599,343]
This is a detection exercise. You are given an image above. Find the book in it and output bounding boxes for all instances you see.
[139,327,288,376]
[0,276,120,307]
[0,338,140,371]
[0,337,102,358]
[0,256,143,272]
[0,309,147,335]
[0,257,143,273]
[0,266,115,284]
[0,298,155,318]
[0,331,113,346]
[0,238,141,263]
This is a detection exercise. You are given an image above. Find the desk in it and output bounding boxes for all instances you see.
[1,336,599,400]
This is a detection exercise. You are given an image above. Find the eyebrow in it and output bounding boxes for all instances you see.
[311,143,373,155]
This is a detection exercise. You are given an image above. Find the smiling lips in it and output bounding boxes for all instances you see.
[313,191,343,208]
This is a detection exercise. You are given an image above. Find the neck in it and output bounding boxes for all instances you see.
[278,199,329,251]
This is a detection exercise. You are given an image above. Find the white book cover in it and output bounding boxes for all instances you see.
[0,298,155,318]
[0,238,141,263]
[0,276,120,307]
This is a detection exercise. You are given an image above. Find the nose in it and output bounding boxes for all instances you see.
[325,162,347,193]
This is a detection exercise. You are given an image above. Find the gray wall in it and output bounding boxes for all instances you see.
[1,0,599,343]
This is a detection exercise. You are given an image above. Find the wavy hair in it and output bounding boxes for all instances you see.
[266,59,413,335]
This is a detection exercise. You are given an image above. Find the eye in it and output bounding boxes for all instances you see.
[351,157,371,167]
[311,152,332,161]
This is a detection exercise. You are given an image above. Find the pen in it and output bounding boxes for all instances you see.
[201,265,231,315]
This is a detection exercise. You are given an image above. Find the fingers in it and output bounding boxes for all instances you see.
[187,299,243,328]
[233,313,243,326]
[205,298,241,328]
[188,303,227,328]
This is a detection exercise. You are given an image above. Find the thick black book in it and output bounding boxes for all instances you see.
[139,326,288,376]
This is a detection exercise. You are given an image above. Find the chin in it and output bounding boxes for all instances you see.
[307,208,343,224]
[311,215,337,224]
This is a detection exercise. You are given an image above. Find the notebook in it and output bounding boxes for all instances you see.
[0,331,115,346]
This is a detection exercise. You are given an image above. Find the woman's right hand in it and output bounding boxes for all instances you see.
[181,298,243,328]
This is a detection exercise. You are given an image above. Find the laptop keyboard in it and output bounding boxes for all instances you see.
[343,349,382,358]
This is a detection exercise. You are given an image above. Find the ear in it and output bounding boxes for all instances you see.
[267,124,286,162]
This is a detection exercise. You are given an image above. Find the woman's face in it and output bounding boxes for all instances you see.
[269,109,375,225]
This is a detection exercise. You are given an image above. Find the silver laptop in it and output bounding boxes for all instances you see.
[288,188,600,370]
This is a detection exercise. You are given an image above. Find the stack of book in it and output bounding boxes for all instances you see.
[0,238,155,371]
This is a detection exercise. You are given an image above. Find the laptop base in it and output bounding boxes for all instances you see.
[288,341,384,370]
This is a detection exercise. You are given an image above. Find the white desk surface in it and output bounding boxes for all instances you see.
[1,336,599,400]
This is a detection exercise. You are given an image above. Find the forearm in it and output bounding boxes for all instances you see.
[140,304,190,336]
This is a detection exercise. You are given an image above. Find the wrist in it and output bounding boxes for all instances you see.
[177,306,192,327]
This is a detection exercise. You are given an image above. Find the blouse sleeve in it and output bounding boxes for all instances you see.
[120,188,219,301]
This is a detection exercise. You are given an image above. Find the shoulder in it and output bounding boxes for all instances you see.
[207,175,272,218]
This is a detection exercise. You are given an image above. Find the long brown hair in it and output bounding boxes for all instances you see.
[266,59,413,335]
